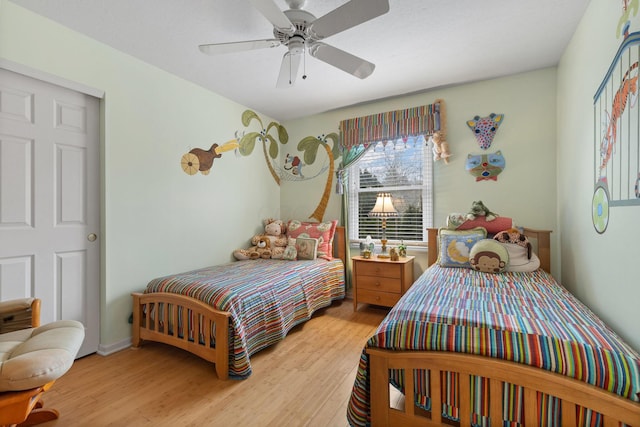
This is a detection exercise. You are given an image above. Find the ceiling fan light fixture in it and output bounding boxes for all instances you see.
[288,36,305,55]
[199,0,390,86]
[286,0,306,10]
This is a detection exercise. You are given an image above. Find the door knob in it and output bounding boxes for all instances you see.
[87,233,97,242]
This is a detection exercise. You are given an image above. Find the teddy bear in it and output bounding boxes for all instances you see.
[233,218,288,260]
[431,131,451,164]
[233,236,272,260]
[466,200,499,221]
[260,218,288,259]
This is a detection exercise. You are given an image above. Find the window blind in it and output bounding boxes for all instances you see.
[348,136,433,244]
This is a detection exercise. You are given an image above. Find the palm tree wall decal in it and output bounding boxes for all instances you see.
[238,110,289,185]
[297,133,341,222]
[236,110,342,222]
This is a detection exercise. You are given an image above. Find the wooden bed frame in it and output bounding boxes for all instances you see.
[367,227,640,426]
[131,226,346,380]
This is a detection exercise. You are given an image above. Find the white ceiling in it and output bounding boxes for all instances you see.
[11,0,590,122]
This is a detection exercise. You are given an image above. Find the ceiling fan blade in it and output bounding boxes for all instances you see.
[248,0,295,34]
[276,51,302,88]
[199,39,281,55]
[309,0,389,40]
[308,42,375,79]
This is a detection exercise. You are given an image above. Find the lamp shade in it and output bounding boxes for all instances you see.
[369,193,398,218]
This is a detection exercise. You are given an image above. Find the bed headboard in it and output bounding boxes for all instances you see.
[427,227,552,273]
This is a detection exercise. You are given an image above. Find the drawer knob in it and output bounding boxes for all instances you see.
[375,296,380,301]
[375,281,380,287]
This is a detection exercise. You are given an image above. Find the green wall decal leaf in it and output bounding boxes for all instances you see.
[298,136,320,165]
[241,110,262,127]
[325,133,341,162]
[239,132,259,156]
[267,135,279,159]
[277,125,289,144]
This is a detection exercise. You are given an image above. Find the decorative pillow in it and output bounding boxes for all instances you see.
[437,227,487,268]
[287,220,337,260]
[501,243,541,272]
[295,237,318,260]
[469,239,509,273]
[456,216,513,234]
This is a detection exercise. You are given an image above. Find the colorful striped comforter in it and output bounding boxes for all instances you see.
[145,258,345,379]
[347,265,640,426]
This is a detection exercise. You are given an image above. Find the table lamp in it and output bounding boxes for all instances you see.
[368,192,398,258]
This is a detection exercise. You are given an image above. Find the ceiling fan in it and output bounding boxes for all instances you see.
[199,0,390,87]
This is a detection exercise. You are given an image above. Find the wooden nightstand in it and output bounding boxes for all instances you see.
[352,255,414,311]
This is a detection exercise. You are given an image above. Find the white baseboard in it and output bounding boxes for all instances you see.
[97,338,132,356]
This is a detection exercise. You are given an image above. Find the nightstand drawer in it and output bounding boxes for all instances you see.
[352,255,414,311]
[356,275,401,293]
[356,262,401,279]
[357,289,401,307]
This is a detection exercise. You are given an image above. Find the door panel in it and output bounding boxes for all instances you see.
[56,142,86,224]
[57,250,86,322]
[0,135,33,226]
[0,256,32,300]
[0,68,99,357]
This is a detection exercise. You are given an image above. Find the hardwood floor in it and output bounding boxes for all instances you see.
[40,298,388,427]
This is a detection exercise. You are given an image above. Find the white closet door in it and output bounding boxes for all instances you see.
[0,68,99,357]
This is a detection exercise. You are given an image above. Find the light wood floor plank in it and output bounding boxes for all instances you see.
[39,299,388,426]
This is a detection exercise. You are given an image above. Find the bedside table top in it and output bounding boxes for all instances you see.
[352,255,414,264]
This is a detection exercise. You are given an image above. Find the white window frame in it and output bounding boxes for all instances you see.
[347,135,433,246]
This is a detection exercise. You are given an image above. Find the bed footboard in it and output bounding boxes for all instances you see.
[131,292,231,380]
[368,349,640,427]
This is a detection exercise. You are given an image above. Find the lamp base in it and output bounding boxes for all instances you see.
[377,239,391,259]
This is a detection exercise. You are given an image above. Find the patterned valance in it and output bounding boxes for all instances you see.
[339,100,443,149]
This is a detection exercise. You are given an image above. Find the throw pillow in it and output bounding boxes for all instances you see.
[295,237,318,260]
[456,216,513,234]
[287,220,337,260]
[437,227,487,268]
[469,239,509,273]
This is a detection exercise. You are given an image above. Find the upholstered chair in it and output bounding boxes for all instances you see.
[0,298,84,426]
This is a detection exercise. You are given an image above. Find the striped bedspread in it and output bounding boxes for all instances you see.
[145,258,345,379]
[347,265,640,426]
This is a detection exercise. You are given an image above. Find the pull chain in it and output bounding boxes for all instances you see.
[302,46,307,80]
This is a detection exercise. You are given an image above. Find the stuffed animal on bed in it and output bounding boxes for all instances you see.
[233,218,288,260]
[234,236,272,260]
[466,200,499,221]
[260,218,288,259]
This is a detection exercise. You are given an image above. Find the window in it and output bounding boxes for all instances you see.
[347,135,433,244]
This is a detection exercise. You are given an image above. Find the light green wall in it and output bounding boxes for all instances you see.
[282,0,640,351]
[557,0,640,350]
[5,0,637,354]
[281,68,559,278]
[0,1,281,347]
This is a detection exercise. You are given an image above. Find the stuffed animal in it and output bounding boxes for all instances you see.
[233,218,288,261]
[282,237,298,261]
[234,236,272,260]
[494,228,532,259]
[431,131,451,164]
[466,200,499,221]
[260,218,288,259]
